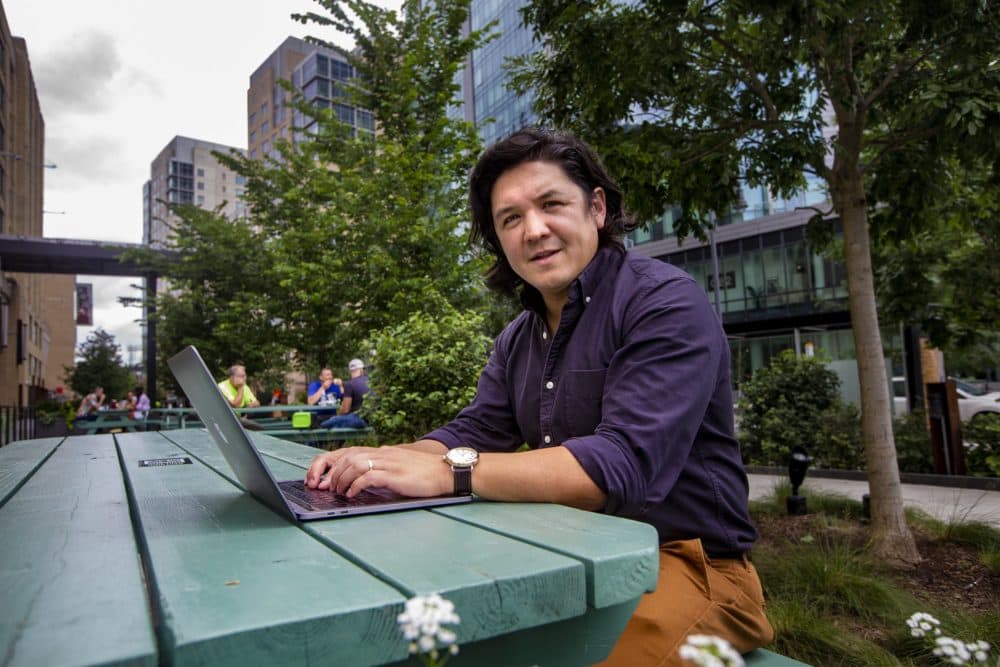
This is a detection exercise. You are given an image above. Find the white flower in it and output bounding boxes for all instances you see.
[397,593,461,665]
[906,612,942,638]
[679,635,746,667]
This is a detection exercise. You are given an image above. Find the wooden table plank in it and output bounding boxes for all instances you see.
[432,502,659,609]
[116,431,409,667]
[0,437,63,506]
[0,436,157,667]
[157,430,589,645]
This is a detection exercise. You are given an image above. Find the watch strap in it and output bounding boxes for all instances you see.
[452,465,472,496]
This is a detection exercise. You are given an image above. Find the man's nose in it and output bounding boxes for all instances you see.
[522,208,550,240]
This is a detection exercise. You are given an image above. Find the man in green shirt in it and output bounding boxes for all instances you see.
[217,364,260,408]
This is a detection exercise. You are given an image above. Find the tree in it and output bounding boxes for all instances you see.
[514,0,1000,563]
[873,158,1000,364]
[122,204,285,396]
[200,0,506,371]
[65,328,135,401]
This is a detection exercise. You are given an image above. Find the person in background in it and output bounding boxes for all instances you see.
[306,367,344,422]
[305,128,772,664]
[319,359,369,429]
[76,386,106,418]
[133,385,151,420]
[217,364,260,408]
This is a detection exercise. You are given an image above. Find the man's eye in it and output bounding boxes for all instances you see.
[502,214,519,227]
[542,201,561,209]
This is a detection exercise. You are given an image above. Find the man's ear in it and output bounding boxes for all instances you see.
[591,187,607,229]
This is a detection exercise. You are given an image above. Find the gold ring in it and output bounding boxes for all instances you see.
[367,459,374,472]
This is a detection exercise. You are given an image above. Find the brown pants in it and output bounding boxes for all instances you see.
[598,538,774,667]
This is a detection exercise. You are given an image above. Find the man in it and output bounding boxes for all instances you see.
[306,367,343,421]
[306,128,773,663]
[76,386,106,418]
[217,364,260,408]
[319,359,369,429]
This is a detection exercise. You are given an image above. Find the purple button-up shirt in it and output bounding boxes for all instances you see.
[425,246,756,554]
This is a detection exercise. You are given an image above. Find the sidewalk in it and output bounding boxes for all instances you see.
[748,473,1000,528]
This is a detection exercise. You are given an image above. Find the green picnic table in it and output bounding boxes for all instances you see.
[73,409,150,435]
[0,430,658,666]
[0,432,807,667]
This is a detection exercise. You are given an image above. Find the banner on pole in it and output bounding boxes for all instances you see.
[75,282,93,326]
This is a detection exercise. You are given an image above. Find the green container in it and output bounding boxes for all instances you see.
[292,412,312,429]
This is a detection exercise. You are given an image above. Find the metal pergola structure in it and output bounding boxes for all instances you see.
[0,234,173,398]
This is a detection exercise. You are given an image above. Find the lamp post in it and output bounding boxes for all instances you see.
[786,445,812,515]
[0,151,57,169]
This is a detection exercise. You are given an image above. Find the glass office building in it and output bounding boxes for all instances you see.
[462,0,537,146]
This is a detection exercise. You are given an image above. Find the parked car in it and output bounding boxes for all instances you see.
[891,376,1000,424]
[951,378,1000,424]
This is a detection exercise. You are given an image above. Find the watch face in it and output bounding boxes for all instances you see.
[447,447,479,467]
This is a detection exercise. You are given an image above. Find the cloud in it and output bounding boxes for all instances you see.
[42,130,130,187]
[32,30,122,117]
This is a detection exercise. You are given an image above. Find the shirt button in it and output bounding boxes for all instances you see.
[542,331,547,340]
[545,380,554,390]
[544,435,552,444]
[585,296,591,303]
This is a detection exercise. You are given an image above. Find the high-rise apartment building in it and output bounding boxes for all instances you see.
[143,136,247,247]
[457,0,879,392]
[0,5,75,406]
[247,36,371,163]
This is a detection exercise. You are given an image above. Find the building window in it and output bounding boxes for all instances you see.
[197,182,204,190]
[196,168,204,177]
[197,194,205,205]
[261,120,269,134]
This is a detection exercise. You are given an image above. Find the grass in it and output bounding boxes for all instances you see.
[752,484,1000,666]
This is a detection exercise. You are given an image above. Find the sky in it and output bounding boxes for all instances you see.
[4,0,401,361]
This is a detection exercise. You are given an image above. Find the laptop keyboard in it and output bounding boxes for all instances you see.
[279,480,388,511]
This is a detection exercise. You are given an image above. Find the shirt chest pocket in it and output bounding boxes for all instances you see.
[560,369,606,436]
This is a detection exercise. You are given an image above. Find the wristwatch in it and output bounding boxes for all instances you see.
[443,446,479,496]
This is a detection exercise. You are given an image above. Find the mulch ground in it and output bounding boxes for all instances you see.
[753,513,1000,616]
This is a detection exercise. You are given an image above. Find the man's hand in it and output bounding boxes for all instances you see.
[305,445,451,498]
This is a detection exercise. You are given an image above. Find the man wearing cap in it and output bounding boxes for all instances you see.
[319,359,370,429]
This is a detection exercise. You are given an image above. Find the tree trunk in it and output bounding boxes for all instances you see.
[834,168,921,566]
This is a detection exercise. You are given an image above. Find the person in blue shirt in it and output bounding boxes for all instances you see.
[306,128,772,663]
[306,367,343,420]
[319,359,370,429]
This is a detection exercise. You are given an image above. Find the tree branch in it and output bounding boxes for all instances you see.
[688,17,780,121]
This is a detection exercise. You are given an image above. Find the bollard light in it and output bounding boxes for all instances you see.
[786,445,812,515]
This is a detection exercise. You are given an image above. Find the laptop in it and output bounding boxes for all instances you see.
[166,345,473,520]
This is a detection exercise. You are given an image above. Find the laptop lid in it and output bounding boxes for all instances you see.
[166,345,472,520]
[168,345,298,520]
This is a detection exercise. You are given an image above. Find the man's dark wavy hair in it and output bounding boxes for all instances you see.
[468,127,637,294]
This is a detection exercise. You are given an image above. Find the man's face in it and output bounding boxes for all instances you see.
[231,367,247,387]
[95,387,104,397]
[319,369,333,383]
[491,160,605,310]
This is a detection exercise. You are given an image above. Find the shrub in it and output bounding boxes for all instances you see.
[363,290,492,444]
[964,413,1000,477]
[893,409,936,474]
[739,350,864,469]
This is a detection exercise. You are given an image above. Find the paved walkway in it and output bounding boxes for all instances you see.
[748,474,1000,528]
